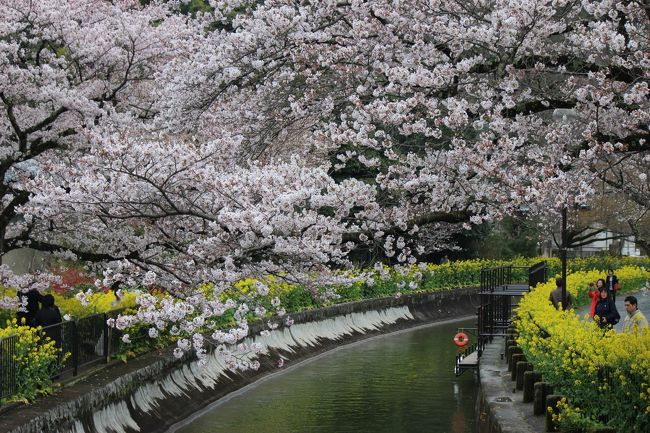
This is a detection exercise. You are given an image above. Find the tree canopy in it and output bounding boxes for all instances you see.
[1,0,648,361]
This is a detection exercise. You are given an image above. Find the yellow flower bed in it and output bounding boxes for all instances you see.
[53,290,137,318]
[230,275,293,298]
[0,287,137,316]
[0,320,66,402]
[515,266,650,431]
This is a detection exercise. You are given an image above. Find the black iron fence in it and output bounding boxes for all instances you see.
[0,309,125,403]
[0,335,17,402]
[528,261,547,288]
[477,262,547,347]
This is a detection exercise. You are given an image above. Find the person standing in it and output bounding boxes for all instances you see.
[622,296,649,333]
[605,268,619,302]
[549,277,574,310]
[593,287,620,329]
[16,289,42,327]
[587,280,604,319]
[35,294,63,348]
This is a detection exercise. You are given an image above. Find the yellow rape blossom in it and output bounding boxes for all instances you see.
[515,265,650,431]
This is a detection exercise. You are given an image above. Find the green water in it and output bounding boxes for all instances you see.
[172,319,477,433]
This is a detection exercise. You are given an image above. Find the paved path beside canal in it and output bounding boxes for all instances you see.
[478,341,546,433]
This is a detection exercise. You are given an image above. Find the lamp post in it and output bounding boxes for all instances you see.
[552,108,577,310]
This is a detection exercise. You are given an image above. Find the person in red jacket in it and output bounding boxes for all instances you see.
[587,279,605,319]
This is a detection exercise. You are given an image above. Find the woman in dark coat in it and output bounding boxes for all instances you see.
[594,287,620,329]
[35,294,62,348]
[16,289,42,327]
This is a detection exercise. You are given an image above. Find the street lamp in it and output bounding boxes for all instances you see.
[552,108,578,309]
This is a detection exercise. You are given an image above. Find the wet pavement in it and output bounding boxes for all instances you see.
[478,340,546,433]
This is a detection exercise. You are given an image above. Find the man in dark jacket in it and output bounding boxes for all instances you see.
[549,277,574,310]
[35,294,63,348]
[605,268,619,302]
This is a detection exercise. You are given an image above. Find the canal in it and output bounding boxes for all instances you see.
[169,318,477,433]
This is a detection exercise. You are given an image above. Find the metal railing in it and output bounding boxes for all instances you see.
[0,335,17,402]
[528,261,547,288]
[0,309,125,403]
[478,261,547,346]
[454,342,480,376]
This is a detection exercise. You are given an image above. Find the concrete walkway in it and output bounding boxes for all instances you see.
[478,339,546,433]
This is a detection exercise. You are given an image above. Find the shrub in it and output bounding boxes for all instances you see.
[0,320,67,402]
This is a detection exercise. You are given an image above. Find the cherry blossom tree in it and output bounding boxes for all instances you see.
[2,0,649,362]
[591,151,650,255]
[0,0,210,320]
[1,1,375,364]
[0,0,195,279]
[160,0,649,240]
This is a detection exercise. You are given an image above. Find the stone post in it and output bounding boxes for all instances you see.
[507,346,523,371]
[523,371,541,403]
[515,362,533,391]
[533,382,553,416]
[510,354,526,381]
[545,394,564,432]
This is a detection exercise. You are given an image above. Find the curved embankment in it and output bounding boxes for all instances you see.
[0,288,479,433]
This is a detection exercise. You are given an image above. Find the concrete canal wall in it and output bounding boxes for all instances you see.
[0,288,480,433]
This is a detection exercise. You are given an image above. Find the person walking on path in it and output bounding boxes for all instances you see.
[594,287,620,329]
[549,277,574,310]
[35,294,63,348]
[622,295,649,333]
[605,268,619,302]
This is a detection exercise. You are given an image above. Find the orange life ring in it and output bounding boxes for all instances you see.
[453,332,469,347]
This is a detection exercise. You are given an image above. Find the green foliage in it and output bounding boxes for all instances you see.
[333,281,364,302]
[457,216,541,260]
[279,286,318,311]
[117,323,174,358]
[179,0,213,15]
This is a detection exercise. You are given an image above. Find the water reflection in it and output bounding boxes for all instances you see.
[171,319,477,433]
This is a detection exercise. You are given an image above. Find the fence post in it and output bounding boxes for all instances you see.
[545,394,564,432]
[523,371,541,403]
[0,337,4,405]
[72,320,79,377]
[0,338,3,404]
[103,313,109,362]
